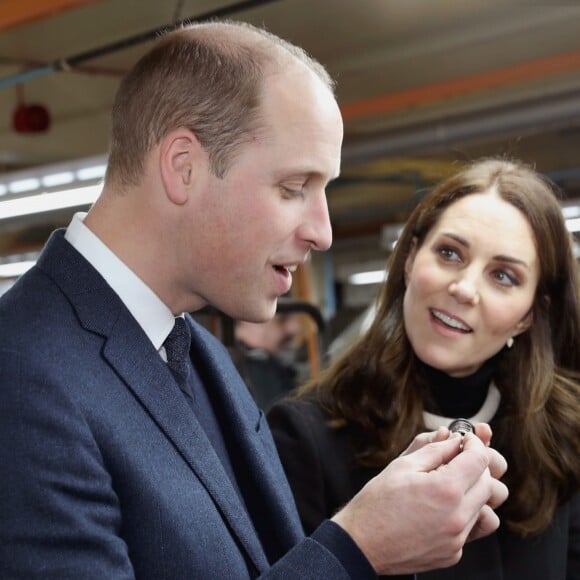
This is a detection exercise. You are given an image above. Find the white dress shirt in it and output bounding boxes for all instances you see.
[64,212,177,359]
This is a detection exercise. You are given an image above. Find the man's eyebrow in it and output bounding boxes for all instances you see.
[279,171,341,185]
[442,232,531,269]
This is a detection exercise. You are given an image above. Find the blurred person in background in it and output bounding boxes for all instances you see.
[269,158,580,579]
[234,313,302,411]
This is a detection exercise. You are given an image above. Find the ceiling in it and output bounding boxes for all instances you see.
[1,0,580,305]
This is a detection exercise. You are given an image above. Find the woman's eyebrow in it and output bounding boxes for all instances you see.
[441,232,530,269]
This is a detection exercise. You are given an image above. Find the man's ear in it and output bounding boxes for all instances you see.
[404,237,418,286]
[159,128,201,205]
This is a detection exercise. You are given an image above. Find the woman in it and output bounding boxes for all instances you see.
[267,158,580,579]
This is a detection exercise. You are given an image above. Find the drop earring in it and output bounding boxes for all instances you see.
[506,337,514,349]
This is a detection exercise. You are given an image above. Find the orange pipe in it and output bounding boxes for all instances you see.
[341,49,580,121]
[0,0,101,31]
[293,264,320,378]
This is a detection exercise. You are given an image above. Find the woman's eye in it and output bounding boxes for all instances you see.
[437,246,460,261]
[493,270,519,287]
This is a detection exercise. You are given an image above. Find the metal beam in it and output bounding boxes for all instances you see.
[341,88,580,165]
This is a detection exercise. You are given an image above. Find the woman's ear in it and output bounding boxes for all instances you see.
[159,128,200,205]
[404,237,419,286]
[513,309,533,336]
[514,293,548,337]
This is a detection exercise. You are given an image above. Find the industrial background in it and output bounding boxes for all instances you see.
[1,0,579,339]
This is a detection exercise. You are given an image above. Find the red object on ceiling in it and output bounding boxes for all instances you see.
[12,104,51,133]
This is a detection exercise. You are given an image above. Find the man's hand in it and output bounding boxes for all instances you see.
[402,422,507,542]
[331,429,508,575]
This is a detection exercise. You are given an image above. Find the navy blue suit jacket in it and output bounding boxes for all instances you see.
[0,230,371,579]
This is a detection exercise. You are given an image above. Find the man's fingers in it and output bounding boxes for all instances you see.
[401,427,450,456]
[467,504,501,542]
[459,426,508,499]
[401,434,464,472]
[487,476,509,509]
[487,447,508,480]
[474,423,492,446]
[446,433,489,489]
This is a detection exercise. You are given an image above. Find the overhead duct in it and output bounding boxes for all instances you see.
[341,88,580,165]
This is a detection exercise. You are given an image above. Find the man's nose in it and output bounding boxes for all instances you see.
[298,191,333,251]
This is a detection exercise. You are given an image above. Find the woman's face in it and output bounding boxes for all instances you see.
[403,191,540,377]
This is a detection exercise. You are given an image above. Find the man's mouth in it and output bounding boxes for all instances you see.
[274,265,298,275]
[430,308,472,332]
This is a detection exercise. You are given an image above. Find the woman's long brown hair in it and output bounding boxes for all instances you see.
[298,158,580,536]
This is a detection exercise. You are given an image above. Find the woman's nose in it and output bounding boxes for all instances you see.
[448,276,480,305]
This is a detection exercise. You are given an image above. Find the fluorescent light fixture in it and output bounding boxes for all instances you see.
[0,155,107,221]
[9,178,41,194]
[0,260,35,278]
[566,217,580,233]
[76,165,107,181]
[349,270,387,285]
[0,184,101,220]
[562,206,580,219]
[42,171,75,188]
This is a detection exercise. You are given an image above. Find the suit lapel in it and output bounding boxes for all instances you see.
[102,313,269,573]
[189,322,304,562]
[37,231,269,574]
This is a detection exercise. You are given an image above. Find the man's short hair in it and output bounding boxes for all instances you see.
[105,20,335,188]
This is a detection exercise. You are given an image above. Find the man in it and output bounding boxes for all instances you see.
[0,21,507,578]
[234,313,302,410]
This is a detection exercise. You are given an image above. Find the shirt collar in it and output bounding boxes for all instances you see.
[64,212,175,350]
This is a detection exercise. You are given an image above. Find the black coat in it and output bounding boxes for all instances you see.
[268,398,580,580]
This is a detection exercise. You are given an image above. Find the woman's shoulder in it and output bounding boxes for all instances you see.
[267,393,331,435]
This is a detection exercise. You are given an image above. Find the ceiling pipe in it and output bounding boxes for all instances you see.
[341,87,580,165]
[340,48,580,121]
[0,0,99,32]
[0,0,280,90]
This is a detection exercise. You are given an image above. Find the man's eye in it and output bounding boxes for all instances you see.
[281,186,304,198]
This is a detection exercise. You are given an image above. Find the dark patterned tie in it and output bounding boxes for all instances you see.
[164,317,191,389]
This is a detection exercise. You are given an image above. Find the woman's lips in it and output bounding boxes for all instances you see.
[430,308,472,333]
